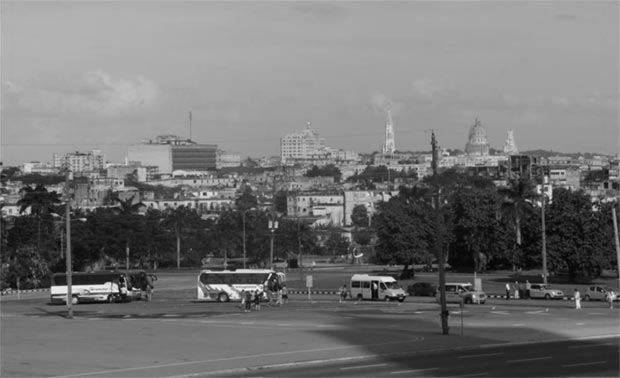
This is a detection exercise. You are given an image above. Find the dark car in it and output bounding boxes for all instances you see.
[407,282,436,297]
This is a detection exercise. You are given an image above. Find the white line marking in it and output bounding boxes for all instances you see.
[459,373,489,377]
[563,361,606,368]
[512,323,526,327]
[490,311,509,315]
[390,368,439,374]
[567,343,609,349]
[507,356,552,363]
[341,363,387,370]
[276,323,292,326]
[459,352,503,359]
[576,322,585,326]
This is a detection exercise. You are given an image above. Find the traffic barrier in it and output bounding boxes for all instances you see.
[1,288,49,296]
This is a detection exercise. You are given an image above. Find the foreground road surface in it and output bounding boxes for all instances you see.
[2,287,618,377]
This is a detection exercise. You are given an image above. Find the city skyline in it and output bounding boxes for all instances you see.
[1,1,618,166]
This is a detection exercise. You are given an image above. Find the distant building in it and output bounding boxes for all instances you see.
[382,110,396,155]
[502,130,519,155]
[127,135,217,175]
[280,122,327,163]
[52,149,105,172]
[464,117,490,156]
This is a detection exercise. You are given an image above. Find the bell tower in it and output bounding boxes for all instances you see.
[382,110,396,155]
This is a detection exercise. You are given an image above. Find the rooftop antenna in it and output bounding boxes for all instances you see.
[189,111,192,141]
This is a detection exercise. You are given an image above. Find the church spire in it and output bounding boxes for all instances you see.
[382,110,396,155]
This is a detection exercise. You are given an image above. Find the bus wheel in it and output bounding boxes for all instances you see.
[357,294,363,301]
[107,295,115,303]
[384,296,390,301]
[71,296,79,305]
[218,293,229,303]
[397,297,405,302]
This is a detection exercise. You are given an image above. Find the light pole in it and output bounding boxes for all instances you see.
[64,169,73,319]
[540,176,549,285]
[268,217,278,270]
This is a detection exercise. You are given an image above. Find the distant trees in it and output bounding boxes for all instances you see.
[305,164,342,182]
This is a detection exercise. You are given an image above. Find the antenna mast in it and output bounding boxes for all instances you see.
[189,111,192,141]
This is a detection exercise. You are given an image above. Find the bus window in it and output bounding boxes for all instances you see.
[351,281,360,288]
[362,281,370,289]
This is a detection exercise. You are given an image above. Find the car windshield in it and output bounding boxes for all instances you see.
[460,285,473,292]
[384,281,400,289]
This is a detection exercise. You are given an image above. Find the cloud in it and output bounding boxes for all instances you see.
[411,78,444,100]
[369,92,405,116]
[4,70,161,117]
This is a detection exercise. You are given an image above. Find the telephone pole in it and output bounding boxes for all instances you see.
[431,131,449,335]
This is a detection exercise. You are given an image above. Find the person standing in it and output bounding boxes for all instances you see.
[281,284,289,305]
[574,288,581,309]
[254,290,261,310]
[525,280,531,299]
[244,290,252,312]
[514,282,520,300]
[505,282,511,300]
[607,290,615,309]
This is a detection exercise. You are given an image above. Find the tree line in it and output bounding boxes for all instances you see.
[2,171,618,289]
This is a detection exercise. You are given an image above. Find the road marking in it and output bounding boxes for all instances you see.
[507,356,551,363]
[563,361,606,368]
[459,352,503,359]
[490,311,509,315]
[525,310,549,315]
[576,322,585,326]
[459,373,489,377]
[341,363,387,370]
[276,323,292,326]
[390,368,439,374]
[512,323,526,327]
[240,321,255,325]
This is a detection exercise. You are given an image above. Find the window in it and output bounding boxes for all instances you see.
[351,281,360,288]
[362,281,370,289]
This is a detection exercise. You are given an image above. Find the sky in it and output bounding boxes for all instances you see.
[1,0,618,166]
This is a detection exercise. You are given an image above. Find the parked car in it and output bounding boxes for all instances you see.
[584,285,619,301]
[435,283,487,304]
[407,282,436,297]
[529,284,564,299]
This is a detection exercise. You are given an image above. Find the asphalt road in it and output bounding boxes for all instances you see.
[1,271,618,377]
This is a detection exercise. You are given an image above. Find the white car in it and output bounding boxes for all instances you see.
[584,286,619,301]
[529,284,564,299]
[436,283,487,304]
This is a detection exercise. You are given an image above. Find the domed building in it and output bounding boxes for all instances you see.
[464,117,490,156]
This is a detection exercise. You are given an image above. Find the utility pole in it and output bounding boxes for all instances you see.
[431,131,449,335]
[64,169,73,319]
[541,175,548,285]
[189,111,192,141]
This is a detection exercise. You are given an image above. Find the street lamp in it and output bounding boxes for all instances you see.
[268,217,279,270]
[540,176,550,285]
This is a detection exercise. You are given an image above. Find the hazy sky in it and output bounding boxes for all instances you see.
[1,1,618,166]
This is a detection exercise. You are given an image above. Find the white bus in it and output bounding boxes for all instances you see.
[349,274,407,302]
[50,271,142,304]
[196,269,285,302]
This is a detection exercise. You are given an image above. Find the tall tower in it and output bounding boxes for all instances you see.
[382,110,396,155]
[503,130,519,155]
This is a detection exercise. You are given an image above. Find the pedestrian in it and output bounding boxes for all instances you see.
[139,272,154,302]
[118,274,128,302]
[240,289,246,310]
[244,290,252,312]
[339,284,348,303]
[514,282,520,300]
[254,290,261,310]
[525,280,531,299]
[607,290,615,309]
[505,282,511,300]
[274,280,282,306]
[281,284,288,305]
[574,288,581,309]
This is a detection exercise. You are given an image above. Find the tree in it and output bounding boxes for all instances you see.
[235,185,258,211]
[350,204,369,228]
[162,206,202,268]
[111,194,145,269]
[305,164,342,182]
[372,186,435,273]
[17,184,62,250]
[545,188,609,281]
[2,245,50,289]
[498,178,537,268]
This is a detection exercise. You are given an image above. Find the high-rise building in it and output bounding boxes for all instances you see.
[464,117,490,156]
[280,122,326,163]
[382,110,395,155]
[127,135,217,175]
[503,130,519,155]
[52,149,105,172]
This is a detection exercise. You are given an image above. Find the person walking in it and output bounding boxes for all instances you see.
[607,290,615,309]
[244,290,252,312]
[339,284,348,303]
[254,290,261,310]
[574,288,581,309]
[505,282,511,300]
[514,282,520,300]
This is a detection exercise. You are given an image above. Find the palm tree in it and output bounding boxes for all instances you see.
[163,206,201,269]
[498,178,536,266]
[17,184,62,250]
[111,194,144,270]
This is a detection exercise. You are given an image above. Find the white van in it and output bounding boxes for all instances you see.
[350,274,407,302]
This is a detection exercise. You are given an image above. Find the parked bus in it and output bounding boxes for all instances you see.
[50,271,143,304]
[197,269,285,302]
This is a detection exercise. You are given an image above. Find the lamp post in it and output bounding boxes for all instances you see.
[64,169,73,319]
[540,176,549,285]
[268,217,278,270]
